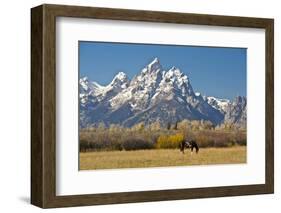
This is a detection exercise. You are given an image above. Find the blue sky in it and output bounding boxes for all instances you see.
[79,41,246,100]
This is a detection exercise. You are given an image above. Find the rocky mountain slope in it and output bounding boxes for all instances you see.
[80,58,246,128]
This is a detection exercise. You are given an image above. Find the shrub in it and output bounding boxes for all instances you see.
[123,138,154,150]
[79,139,89,152]
[156,133,184,149]
[79,121,247,152]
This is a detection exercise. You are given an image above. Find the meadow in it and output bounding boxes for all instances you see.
[79,120,246,170]
[80,146,246,170]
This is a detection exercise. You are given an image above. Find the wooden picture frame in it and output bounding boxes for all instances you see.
[31,4,274,208]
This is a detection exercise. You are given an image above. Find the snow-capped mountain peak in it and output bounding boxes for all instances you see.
[79,76,89,91]
[206,96,230,113]
[79,76,104,94]
[80,76,88,82]
[164,67,189,85]
[148,57,160,68]
[109,72,129,89]
[142,57,162,74]
[112,71,127,82]
[79,58,246,128]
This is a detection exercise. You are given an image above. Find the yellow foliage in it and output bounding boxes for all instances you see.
[156,133,184,149]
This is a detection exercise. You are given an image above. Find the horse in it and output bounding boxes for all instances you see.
[180,140,199,154]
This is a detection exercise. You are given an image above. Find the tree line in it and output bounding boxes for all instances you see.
[80,120,246,152]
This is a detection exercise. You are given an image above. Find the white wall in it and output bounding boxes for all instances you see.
[0,0,279,212]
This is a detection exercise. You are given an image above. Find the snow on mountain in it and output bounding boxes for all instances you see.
[79,58,245,128]
[206,96,231,114]
[80,72,129,106]
[108,72,129,90]
[110,58,162,111]
[151,66,194,103]
[79,77,103,106]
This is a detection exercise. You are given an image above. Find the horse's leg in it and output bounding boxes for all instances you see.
[180,144,184,154]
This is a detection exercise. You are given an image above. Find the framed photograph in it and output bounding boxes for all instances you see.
[31,4,274,208]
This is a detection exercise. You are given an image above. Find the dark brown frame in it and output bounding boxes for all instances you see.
[31,4,274,208]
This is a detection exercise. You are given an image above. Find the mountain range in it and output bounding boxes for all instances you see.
[79,58,246,128]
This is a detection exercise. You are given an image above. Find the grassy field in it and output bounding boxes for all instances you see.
[79,146,246,170]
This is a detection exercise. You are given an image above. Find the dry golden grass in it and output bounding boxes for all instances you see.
[79,146,246,170]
